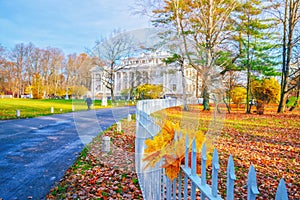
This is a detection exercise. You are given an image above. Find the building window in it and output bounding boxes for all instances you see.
[172,84,176,91]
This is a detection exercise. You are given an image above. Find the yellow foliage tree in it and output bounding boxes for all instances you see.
[31,73,44,99]
[251,78,280,114]
[134,84,163,100]
[231,86,247,110]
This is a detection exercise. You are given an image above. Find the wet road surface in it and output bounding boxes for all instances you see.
[0,107,135,200]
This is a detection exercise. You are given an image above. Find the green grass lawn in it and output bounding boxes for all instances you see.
[0,99,107,120]
[0,98,137,120]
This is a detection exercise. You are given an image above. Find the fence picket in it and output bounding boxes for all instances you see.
[184,171,188,200]
[201,142,207,200]
[247,165,260,200]
[192,140,197,176]
[226,155,236,200]
[201,143,207,185]
[167,177,171,200]
[191,140,197,200]
[178,171,182,200]
[184,134,189,200]
[173,178,177,200]
[185,134,189,168]
[275,179,289,200]
[212,148,220,197]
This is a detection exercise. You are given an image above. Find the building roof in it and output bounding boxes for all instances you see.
[90,66,104,72]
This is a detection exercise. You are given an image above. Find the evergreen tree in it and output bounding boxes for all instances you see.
[233,0,280,113]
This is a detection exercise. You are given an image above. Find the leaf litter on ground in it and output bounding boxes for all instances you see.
[47,106,300,199]
[47,119,142,200]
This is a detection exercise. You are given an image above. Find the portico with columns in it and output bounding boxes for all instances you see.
[90,51,200,100]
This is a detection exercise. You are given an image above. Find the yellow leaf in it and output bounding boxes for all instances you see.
[162,154,182,181]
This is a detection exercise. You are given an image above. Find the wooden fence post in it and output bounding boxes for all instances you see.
[102,136,110,152]
[128,114,132,122]
[116,122,122,132]
[16,110,20,118]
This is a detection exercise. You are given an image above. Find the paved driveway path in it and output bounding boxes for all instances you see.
[0,107,135,200]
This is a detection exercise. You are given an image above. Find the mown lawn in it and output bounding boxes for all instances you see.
[0,98,136,120]
[0,99,107,120]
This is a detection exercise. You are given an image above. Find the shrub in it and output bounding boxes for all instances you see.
[251,78,280,114]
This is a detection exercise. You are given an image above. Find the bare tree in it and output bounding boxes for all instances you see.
[90,29,134,102]
[134,0,237,110]
[275,0,300,112]
[0,45,8,94]
[10,43,28,97]
[65,53,94,98]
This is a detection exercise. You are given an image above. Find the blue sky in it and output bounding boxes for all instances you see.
[0,0,151,54]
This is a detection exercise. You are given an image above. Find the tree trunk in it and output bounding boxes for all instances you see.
[256,100,264,115]
[203,86,210,110]
[289,77,300,111]
[196,71,200,98]
[278,0,296,113]
[246,23,251,114]
[278,10,287,113]
[111,87,115,103]
[223,97,231,114]
[180,59,188,111]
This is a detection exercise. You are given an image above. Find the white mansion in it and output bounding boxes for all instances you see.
[90,51,200,100]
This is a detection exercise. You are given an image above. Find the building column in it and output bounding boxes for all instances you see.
[91,72,95,100]
[127,72,130,89]
[120,72,124,92]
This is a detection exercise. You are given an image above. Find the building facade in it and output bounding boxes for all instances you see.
[90,51,200,100]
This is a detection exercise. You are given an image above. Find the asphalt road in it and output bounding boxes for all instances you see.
[0,106,135,200]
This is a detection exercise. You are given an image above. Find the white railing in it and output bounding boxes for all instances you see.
[135,99,181,200]
[135,99,289,200]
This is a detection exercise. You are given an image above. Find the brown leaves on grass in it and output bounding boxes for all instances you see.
[154,105,299,199]
[47,121,142,200]
[208,112,300,199]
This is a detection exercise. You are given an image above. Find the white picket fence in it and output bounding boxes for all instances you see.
[135,99,289,200]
